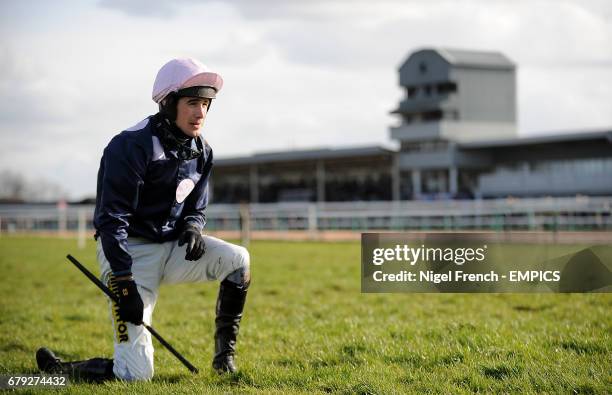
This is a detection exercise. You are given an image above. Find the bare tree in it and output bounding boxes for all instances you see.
[0,169,66,202]
[0,170,26,200]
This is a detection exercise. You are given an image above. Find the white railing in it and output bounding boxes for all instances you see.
[1,197,611,236]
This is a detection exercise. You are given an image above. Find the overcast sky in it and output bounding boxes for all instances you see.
[0,0,611,200]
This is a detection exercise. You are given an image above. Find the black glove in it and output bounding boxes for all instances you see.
[115,279,144,325]
[178,225,206,261]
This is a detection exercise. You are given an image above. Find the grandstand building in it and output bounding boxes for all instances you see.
[212,48,612,203]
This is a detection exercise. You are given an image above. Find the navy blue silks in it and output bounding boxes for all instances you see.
[93,114,213,275]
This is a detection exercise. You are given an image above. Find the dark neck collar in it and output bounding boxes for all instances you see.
[153,113,202,160]
[161,114,191,145]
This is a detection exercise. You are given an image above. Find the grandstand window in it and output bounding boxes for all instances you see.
[401,142,420,152]
[437,82,457,94]
[407,86,417,98]
[422,109,442,121]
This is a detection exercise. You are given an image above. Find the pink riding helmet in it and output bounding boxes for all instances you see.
[152,58,223,104]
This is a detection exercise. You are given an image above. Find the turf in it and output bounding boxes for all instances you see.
[0,236,610,394]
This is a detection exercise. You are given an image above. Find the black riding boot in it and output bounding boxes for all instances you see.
[36,348,114,382]
[212,277,249,373]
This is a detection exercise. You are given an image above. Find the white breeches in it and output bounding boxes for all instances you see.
[96,235,250,381]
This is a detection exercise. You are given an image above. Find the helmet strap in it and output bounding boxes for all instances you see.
[159,93,178,121]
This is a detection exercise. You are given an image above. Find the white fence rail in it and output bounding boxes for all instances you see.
[1,196,611,235]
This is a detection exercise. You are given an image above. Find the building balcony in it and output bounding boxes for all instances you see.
[390,120,517,143]
[391,95,454,115]
[390,122,443,142]
[397,150,454,169]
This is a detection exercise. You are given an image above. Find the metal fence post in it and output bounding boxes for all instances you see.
[240,203,251,247]
[308,203,318,238]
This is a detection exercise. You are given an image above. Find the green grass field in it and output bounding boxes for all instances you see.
[0,236,610,394]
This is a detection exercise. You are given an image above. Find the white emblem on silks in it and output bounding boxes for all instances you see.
[175,178,195,203]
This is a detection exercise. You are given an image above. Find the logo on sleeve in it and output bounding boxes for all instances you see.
[109,277,129,343]
[176,178,196,203]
